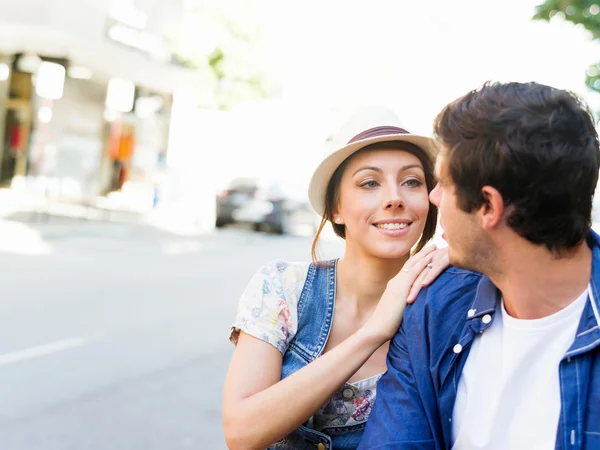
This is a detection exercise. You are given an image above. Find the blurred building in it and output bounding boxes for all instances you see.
[0,0,195,200]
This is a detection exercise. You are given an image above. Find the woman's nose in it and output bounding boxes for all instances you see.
[384,189,404,210]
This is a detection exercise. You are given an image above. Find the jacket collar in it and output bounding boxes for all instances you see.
[463,229,600,352]
[566,230,600,357]
[468,276,498,319]
[585,229,600,326]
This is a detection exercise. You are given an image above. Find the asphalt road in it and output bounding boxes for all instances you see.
[0,218,343,450]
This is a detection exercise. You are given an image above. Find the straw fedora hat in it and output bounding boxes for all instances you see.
[308,106,436,216]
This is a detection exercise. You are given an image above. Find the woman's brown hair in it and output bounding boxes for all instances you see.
[311,141,438,262]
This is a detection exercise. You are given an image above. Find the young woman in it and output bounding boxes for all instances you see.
[223,107,448,450]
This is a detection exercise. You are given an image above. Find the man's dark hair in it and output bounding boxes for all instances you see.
[434,81,600,253]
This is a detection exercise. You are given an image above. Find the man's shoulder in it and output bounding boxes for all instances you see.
[424,266,483,298]
[405,266,483,324]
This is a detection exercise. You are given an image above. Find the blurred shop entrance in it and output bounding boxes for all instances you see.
[0,65,32,186]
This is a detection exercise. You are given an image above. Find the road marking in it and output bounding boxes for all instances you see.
[0,338,87,367]
[162,241,203,255]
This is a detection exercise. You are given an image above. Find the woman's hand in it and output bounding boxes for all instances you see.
[407,245,449,303]
[363,245,450,342]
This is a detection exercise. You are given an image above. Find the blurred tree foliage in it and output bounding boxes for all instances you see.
[533,0,600,97]
[170,0,278,109]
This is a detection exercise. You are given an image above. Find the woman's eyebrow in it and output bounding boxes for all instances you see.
[352,166,383,176]
[399,164,424,172]
[352,163,424,177]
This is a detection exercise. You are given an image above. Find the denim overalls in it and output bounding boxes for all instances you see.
[269,259,365,450]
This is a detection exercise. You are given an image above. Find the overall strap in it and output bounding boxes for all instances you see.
[289,259,337,362]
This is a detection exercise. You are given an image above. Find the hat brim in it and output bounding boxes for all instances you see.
[308,133,437,216]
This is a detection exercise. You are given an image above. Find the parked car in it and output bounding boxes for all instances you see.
[215,177,261,228]
[216,178,320,235]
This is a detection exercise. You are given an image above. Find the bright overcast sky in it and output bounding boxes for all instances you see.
[173,0,600,188]
[260,0,600,133]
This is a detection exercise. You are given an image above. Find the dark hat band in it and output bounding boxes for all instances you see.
[347,126,409,144]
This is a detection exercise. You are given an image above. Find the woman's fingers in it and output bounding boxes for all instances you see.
[389,244,436,288]
[387,249,432,295]
[404,253,435,303]
[403,244,437,271]
[387,244,440,301]
[407,247,449,303]
[406,264,430,303]
[421,247,450,286]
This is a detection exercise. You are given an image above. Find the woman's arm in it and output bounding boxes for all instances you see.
[223,326,385,450]
[223,246,447,450]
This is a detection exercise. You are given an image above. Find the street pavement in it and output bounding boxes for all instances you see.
[2,213,598,450]
[0,217,343,450]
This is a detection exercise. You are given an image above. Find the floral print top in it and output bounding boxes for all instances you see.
[229,260,310,354]
[310,373,382,431]
[229,260,382,432]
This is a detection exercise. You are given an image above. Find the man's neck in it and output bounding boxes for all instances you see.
[490,241,592,320]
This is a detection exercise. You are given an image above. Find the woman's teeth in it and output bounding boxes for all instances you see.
[375,223,409,230]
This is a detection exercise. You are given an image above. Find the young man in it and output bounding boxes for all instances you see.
[359,82,600,450]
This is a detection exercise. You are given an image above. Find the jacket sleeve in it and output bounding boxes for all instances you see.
[358,321,435,449]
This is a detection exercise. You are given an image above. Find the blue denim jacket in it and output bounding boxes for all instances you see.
[359,231,600,450]
[270,260,365,450]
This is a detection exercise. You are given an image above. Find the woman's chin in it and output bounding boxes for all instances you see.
[370,245,413,260]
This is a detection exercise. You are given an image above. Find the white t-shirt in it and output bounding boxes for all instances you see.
[451,287,589,450]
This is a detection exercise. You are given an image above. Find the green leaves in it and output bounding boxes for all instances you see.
[168,0,278,109]
[533,0,600,97]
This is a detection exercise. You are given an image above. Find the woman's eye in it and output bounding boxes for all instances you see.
[404,179,423,188]
[361,180,379,189]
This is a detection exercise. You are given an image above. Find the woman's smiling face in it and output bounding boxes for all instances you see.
[335,147,431,260]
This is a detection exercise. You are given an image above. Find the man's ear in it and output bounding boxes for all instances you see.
[478,186,504,230]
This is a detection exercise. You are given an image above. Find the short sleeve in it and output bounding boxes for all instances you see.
[229,260,309,355]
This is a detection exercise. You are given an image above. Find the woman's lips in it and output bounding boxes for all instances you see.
[373,222,412,237]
